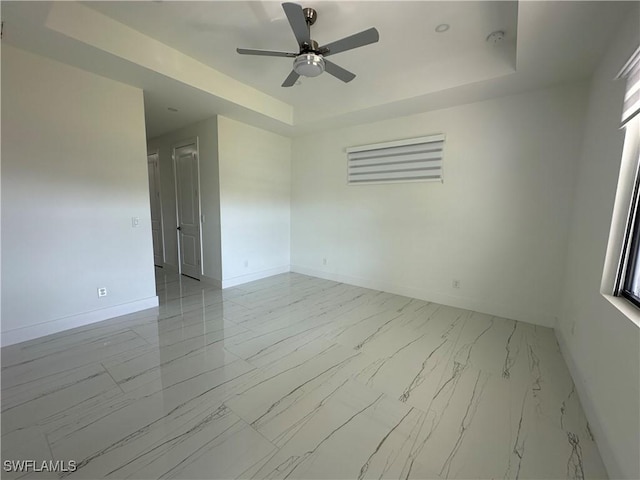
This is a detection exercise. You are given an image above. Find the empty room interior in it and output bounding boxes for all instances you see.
[2,1,640,479]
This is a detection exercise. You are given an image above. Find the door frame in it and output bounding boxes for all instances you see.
[147,149,166,266]
[171,137,203,279]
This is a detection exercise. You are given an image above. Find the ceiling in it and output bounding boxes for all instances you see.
[87,1,518,121]
[1,1,634,138]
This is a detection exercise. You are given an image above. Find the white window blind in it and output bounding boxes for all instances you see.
[618,46,640,127]
[346,134,445,185]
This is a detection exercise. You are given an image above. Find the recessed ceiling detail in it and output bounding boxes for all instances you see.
[86,0,519,125]
[2,1,633,138]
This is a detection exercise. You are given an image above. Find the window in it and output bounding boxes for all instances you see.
[615,47,640,306]
[346,134,445,185]
[618,145,640,306]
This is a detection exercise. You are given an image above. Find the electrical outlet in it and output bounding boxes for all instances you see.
[452,280,461,289]
[97,287,107,297]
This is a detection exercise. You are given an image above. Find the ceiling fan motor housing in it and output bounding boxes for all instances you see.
[236,2,380,86]
[293,53,325,77]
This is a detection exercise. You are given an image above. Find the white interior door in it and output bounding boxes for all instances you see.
[147,153,164,267]
[174,143,202,279]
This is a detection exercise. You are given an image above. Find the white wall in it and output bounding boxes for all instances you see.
[147,117,222,284]
[1,46,157,346]
[557,10,640,479]
[291,83,589,327]
[217,116,291,287]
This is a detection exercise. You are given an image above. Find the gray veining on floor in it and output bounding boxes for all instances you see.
[1,269,607,479]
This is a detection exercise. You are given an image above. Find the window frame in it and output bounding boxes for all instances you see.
[616,130,640,307]
[618,198,640,308]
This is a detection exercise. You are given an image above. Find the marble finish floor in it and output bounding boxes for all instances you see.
[1,270,606,479]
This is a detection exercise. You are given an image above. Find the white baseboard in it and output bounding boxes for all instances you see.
[222,265,290,289]
[290,265,555,327]
[1,296,159,347]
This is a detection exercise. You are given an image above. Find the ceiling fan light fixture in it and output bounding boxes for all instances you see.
[237,2,379,86]
[293,53,325,77]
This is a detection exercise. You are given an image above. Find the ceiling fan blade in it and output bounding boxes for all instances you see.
[282,70,300,87]
[319,27,380,57]
[323,60,356,83]
[237,48,297,58]
[282,2,311,47]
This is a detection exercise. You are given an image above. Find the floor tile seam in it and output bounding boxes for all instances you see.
[223,315,283,335]
[127,327,157,348]
[0,329,145,371]
[156,296,228,315]
[104,345,251,392]
[346,348,537,404]
[65,404,240,478]
[152,310,229,325]
[59,315,160,336]
[43,431,57,465]
[347,376,433,418]
[240,346,311,370]
[235,447,280,480]
[220,315,247,330]
[145,328,252,351]
[100,362,126,394]
[57,386,237,451]
[228,309,330,328]
[221,298,257,314]
[236,312,344,334]
[221,401,280,453]
[0,359,125,394]
[0,383,120,445]
[140,322,253,350]
[66,336,161,367]
[1,357,115,390]
[1,324,131,356]
[220,367,284,441]
[216,346,251,367]
[227,324,337,361]
[231,287,341,305]
[153,310,224,326]
[110,326,251,363]
[160,291,221,305]
[117,363,250,398]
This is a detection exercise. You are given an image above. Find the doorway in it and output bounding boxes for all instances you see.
[173,139,202,280]
[147,152,165,267]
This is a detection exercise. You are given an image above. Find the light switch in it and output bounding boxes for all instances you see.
[132,217,140,227]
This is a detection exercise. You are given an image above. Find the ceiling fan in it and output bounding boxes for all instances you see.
[237,2,380,87]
